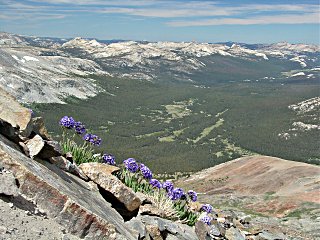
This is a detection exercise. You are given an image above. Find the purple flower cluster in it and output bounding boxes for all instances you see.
[140,164,153,179]
[59,116,96,141]
[123,158,139,173]
[83,133,102,146]
[102,154,116,165]
[149,179,162,189]
[200,204,213,213]
[187,190,198,202]
[75,121,86,134]
[59,116,76,129]
[168,188,185,201]
[200,215,212,225]
[162,181,174,192]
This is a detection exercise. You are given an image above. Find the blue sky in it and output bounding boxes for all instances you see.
[0,0,319,44]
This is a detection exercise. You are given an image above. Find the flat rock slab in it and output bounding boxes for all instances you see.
[0,88,32,137]
[79,163,141,212]
[0,135,135,240]
[79,162,120,175]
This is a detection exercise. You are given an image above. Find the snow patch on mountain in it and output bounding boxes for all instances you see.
[289,97,320,114]
[263,42,320,53]
[229,44,268,60]
[279,97,320,139]
[290,56,307,68]
[23,56,39,62]
[0,48,108,103]
[291,72,305,77]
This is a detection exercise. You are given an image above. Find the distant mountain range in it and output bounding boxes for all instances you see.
[0,32,319,103]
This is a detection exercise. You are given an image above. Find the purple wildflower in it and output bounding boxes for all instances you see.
[149,179,162,189]
[200,215,212,225]
[91,134,102,146]
[83,133,92,142]
[162,181,174,192]
[102,154,116,165]
[29,109,34,117]
[123,158,139,173]
[200,204,213,213]
[187,190,198,202]
[74,121,86,134]
[83,133,102,146]
[59,116,75,129]
[168,188,184,201]
[140,164,153,179]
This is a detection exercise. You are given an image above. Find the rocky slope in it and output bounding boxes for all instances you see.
[0,32,319,103]
[176,155,320,239]
[278,97,320,140]
[0,46,107,104]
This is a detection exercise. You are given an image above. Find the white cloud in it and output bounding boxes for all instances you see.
[100,7,234,18]
[28,0,157,6]
[168,12,320,27]
[92,3,320,18]
[1,0,319,26]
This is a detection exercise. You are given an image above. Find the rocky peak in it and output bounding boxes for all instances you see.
[265,41,320,53]
[0,32,29,46]
[62,37,104,50]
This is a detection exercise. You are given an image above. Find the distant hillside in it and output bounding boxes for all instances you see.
[176,155,320,238]
[177,155,320,210]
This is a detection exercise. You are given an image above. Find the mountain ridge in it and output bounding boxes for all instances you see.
[1,32,319,104]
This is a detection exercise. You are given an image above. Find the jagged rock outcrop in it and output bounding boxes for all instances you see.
[0,87,32,141]
[0,134,137,239]
[0,88,136,239]
[79,163,141,212]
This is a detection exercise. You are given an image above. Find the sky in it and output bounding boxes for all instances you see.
[0,0,319,44]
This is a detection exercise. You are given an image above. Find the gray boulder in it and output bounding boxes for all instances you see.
[140,215,198,240]
[0,170,19,197]
[225,226,246,240]
[125,217,148,239]
[25,134,45,158]
[256,230,287,240]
